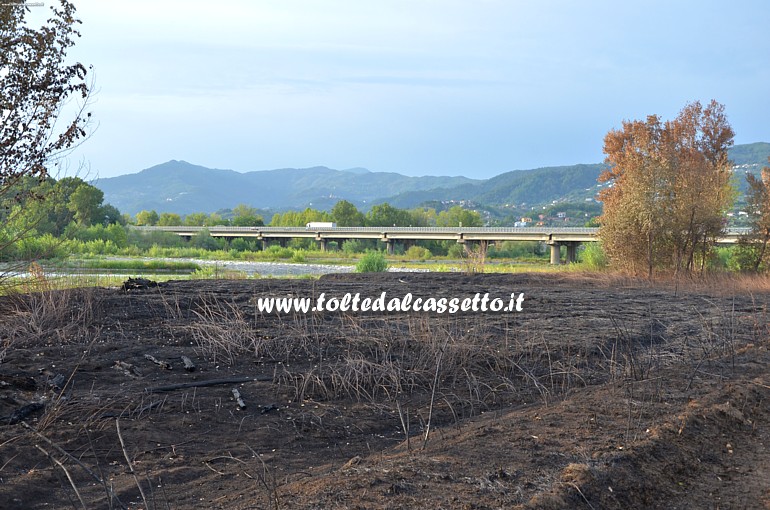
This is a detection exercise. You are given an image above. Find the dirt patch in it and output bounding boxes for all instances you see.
[1,272,769,509]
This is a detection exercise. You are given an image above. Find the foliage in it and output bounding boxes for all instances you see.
[67,182,104,225]
[738,158,770,271]
[487,241,546,260]
[184,212,208,226]
[727,244,763,272]
[230,203,264,226]
[599,100,735,276]
[447,243,465,259]
[229,237,260,252]
[579,242,608,270]
[158,212,182,226]
[270,207,331,227]
[405,245,432,260]
[0,1,92,272]
[264,245,294,259]
[0,1,91,198]
[135,209,159,226]
[342,239,365,254]
[11,233,71,260]
[365,203,413,227]
[126,228,184,250]
[331,200,365,226]
[436,205,483,227]
[356,251,388,272]
[191,228,224,250]
[64,223,128,248]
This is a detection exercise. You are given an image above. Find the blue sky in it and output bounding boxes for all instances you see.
[30,0,770,179]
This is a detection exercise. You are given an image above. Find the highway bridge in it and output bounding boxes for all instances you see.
[136,226,751,264]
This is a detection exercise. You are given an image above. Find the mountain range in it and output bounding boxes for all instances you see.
[95,142,770,216]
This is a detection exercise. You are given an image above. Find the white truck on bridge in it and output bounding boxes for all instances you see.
[305,222,337,229]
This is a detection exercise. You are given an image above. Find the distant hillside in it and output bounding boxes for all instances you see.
[96,162,477,216]
[381,144,770,209]
[95,143,769,216]
[727,142,770,166]
[377,164,604,209]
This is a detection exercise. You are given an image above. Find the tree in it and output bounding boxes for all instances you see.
[204,212,228,226]
[135,209,159,226]
[157,212,182,226]
[1,2,91,261]
[408,207,438,227]
[191,228,221,250]
[436,206,483,227]
[184,212,208,226]
[67,182,103,225]
[598,100,734,276]
[331,200,365,227]
[270,208,330,226]
[231,203,264,226]
[100,203,124,225]
[365,203,412,227]
[739,158,770,271]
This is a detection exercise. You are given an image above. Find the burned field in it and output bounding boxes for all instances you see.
[1,272,769,509]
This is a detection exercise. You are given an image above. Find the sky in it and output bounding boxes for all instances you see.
[26,0,770,179]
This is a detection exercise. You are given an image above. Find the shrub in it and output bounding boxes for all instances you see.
[191,228,222,250]
[342,239,365,254]
[727,244,763,272]
[15,234,70,260]
[580,242,608,270]
[405,245,432,260]
[487,240,545,259]
[265,245,294,259]
[356,251,388,272]
[447,243,465,259]
[127,229,184,250]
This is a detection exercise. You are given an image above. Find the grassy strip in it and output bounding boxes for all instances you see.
[55,259,201,272]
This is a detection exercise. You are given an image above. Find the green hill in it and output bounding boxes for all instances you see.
[95,143,770,216]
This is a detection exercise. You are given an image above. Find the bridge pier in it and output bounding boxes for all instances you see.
[318,239,327,252]
[549,242,561,265]
[384,240,395,255]
[565,242,579,264]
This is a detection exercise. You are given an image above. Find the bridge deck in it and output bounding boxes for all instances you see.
[136,226,750,244]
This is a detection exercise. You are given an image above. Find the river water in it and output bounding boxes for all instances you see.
[184,258,356,276]
[153,258,430,276]
[3,258,431,278]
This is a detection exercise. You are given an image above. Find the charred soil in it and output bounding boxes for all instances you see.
[1,272,769,509]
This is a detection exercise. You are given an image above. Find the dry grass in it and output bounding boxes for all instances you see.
[1,273,765,509]
[176,283,752,436]
[460,244,487,274]
[0,282,101,365]
[180,295,599,419]
[556,268,770,295]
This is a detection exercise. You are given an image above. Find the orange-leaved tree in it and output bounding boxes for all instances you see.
[598,100,734,277]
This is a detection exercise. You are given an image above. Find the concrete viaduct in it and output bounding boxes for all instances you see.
[136,226,751,265]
